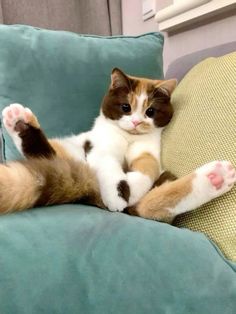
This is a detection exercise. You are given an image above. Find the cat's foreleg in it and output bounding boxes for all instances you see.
[2,103,56,159]
[126,150,161,206]
[88,153,129,212]
[128,161,236,223]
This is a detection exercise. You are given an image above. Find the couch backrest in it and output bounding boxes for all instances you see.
[0,25,164,161]
[165,41,236,81]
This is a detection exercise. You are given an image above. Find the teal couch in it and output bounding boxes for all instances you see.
[0,25,235,314]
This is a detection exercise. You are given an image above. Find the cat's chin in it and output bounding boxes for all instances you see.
[127,129,140,135]
[123,128,150,135]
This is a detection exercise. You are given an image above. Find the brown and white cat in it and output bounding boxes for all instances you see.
[1,68,235,223]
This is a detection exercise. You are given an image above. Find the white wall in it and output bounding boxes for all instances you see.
[122,0,172,35]
[122,0,236,73]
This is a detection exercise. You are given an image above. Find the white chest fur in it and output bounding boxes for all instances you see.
[89,115,162,164]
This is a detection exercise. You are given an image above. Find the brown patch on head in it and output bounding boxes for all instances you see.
[102,68,137,120]
[144,80,176,127]
[83,140,93,158]
[101,68,176,129]
[117,180,130,202]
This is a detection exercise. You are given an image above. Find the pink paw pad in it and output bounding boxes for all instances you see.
[13,107,20,115]
[197,160,236,197]
[2,103,33,133]
[207,172,224,190]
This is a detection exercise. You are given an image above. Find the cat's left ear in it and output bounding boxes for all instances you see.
[156,79,178,96]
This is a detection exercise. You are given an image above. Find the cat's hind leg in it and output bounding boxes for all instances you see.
[128,160,236,223]
[2,103,56,158]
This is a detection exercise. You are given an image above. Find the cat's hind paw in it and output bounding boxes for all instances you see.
[2,103,39,135]
[195,160,236,199]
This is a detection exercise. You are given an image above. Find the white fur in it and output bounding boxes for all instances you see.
[2,103,31,154]
[3,105,162,212]
[55,134,88,163]
[127,171,152,206]
[168,160,236,216]
[2,104,236,214]
[117,92,156,134]
[83,114,161,210]
[126,129,162,164]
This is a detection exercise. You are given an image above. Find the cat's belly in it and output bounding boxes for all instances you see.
[56,134,89,162]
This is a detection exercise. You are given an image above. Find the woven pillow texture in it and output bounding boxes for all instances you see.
[162,52,236,261]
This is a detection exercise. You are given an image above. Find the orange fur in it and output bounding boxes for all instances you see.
[0,162,40,213]
[131,173,194,222]
[27,113,40,128]
[0,69,179,221]
[0,158,103,214]
[130,152,160,182]
[49,140,73,160]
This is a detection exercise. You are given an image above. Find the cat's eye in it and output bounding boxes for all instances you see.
[121,103,131,113]
[146,107,155,118]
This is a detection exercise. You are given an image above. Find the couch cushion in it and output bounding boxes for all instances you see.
[0,204,235,314]
[0,25,164,161]
[162,52,236,261]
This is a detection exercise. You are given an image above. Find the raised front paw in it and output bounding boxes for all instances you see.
[2,103,39,135]
[195,160,236,199]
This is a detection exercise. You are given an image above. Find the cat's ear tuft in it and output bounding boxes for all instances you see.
[156,79,177,96]
[111,68,130,89]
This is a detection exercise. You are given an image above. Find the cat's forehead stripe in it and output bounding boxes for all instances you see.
[135,93,148,113]
[132,80,157,109]
[134,80,149,95]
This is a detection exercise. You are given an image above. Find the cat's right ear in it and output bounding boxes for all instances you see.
[110,68,130,89]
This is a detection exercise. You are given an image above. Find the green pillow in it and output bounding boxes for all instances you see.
[0,25,164,161]
[0,204,235,314]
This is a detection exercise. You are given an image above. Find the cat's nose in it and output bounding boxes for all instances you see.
[132,120,141,127]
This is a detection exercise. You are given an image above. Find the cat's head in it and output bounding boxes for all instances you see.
[101,68,177,134]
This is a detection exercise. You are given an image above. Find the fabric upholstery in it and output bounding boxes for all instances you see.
[0,0,122,35]
[0,23,235,314]
[162,52,236,261]
[0,205,235,314]
[165,41,236,81]
[0,24,164,161]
